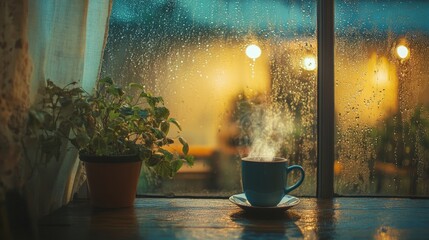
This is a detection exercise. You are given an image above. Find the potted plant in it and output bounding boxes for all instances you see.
[28,78,193,208]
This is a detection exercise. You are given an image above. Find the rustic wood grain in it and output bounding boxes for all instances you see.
[39,198,429,239]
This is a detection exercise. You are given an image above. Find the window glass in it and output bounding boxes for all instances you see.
[102,0,317,197]
[335,0,429,196]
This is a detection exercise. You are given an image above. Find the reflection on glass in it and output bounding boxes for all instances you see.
[102,0,317,196]
[373,226,400,240]
[335,0,429,196]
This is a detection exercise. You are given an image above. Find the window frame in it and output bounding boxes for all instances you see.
[317,0,334,199]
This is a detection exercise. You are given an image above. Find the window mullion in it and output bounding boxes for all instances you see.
[317,0,335,199]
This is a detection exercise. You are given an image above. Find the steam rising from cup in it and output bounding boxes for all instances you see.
[237,100,294,162]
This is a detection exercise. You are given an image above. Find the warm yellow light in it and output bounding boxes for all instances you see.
[396,45,409,59]
[302,55,317,71]
[373,56,390,84]
[245,44,261,59]
[374,68,389,84]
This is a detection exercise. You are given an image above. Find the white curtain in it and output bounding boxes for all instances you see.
[0,0,112,218]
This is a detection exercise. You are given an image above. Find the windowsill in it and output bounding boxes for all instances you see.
[38,197,429,239]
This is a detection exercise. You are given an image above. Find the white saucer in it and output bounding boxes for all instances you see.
[229,193,300,213]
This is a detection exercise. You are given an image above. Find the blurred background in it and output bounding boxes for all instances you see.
[101,0,429,197]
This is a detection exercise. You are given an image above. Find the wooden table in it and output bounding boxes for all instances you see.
[39,197,429,239]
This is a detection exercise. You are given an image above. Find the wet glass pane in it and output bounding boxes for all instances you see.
[102,0,317,197]
[335,0,429,196]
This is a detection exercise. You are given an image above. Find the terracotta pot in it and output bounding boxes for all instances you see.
[79,154,142,208]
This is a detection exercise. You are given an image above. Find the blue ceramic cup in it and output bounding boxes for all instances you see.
[241,157,305,207]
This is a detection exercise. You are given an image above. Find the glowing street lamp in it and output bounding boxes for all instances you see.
[245,44,261,60]
[302,55,317,71]
[396,45,409,60]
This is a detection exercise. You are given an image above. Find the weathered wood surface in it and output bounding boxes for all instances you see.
[39,197,429,239]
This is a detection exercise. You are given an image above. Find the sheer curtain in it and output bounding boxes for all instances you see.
[0,0,112,218]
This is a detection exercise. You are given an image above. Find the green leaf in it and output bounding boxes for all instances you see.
[120,107,133,116]
[150,127,165,139]
[183,144,189,156]
[138,109,149,118]
[154,160,173,178]
[160,121,170,134]
[184,155,194,166]
[155,96,164,104]
[155,107,170,119]
[99,77,113,85]
[179,137,189,155]
[146,96,156,107]
[109,110,120,119]
[168,118,182,131]
[171,159,183,173]
[147,96,164,108]
[138,148,152,161]
[129,82,144,89]
[107,86,124,97]
[158,148,173,160]
[140,92,149,98]
[142,133,154,147]
[147,153,164,166]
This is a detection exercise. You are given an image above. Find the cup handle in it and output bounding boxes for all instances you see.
[285,165,305,194]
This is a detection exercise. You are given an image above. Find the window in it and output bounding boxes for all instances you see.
[101,0,429,197]
[335,0,429,196]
